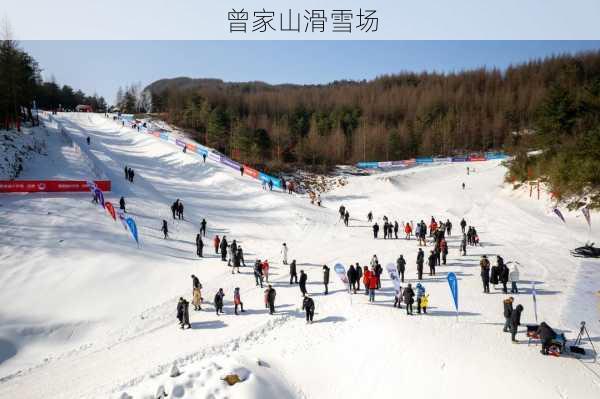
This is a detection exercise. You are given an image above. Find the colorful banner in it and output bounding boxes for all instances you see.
[186,143,197,153]
[334,263,350,293]
[208,151,221,162]
[159,132,169,140]
[468,156,486,161]
[175,138,186,148]
[356,162,379,169]
[415,157,433,163]
[125,216,139,245]
[0,180,112,193]
[553,208,566,224]
[377,161,393,168]
[403,159,416,165]
[220,156,241,170]
[385,263,402,294]
[447,272,459,315]
[582,207,591,229]
[259,172,283,188]
[452,156,468,162]
[117,209,128,230]
[105,202,116,221]
[196,147,209,157]
[243,165,260,179]
[433,157,452,163]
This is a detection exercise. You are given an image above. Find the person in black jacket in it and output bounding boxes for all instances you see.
[119,196,126,213]
[403,283,415,315]
[428,250,436,276]
[299,270,308,296]
[195,233,203,257]
[302,295,315,323]
[355,263,362,290]
[289,259,298,284]
[266,285,276,314]
[460,218,467,234]
[200,218,207,237]
[502,297,514,332]
[536,322,557,355]
[396,255,406,283]
[498,257,509,294]
[161,220,169,239]
[373,223,379,239]
[323,265,330,294]
[214,288,225,315]
[347,265,357,293]
[220,236,228,261]
[480,255,491,293]
[177,297,191,329]
[416,248,424,280]
[254,260,263,287]
[510,304,524,342]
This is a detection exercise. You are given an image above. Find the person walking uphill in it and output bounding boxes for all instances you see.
[191,275,203,311]
[289,259,298,284]
[220,236,228,261]
[266,285,276,314]
[214,288,225,315]
[177,297,191,329]
[302,295,315,324]
[161,220,169,239]
[416,248,424,280]
[299,270,308,296]
[480,255,491,293]
[323,265,330,295]
[281,243,289,265]
[510,304,524,343]
[195,233,204,257]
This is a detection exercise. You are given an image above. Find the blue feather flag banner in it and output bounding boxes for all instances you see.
[447,272,459,315]
[125,216,139,245]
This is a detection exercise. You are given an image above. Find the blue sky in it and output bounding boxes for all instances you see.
[21,41,600,105]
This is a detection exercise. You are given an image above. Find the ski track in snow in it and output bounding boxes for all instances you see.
[1,112,599,398]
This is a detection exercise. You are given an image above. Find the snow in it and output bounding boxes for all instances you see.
[0,112,599,398]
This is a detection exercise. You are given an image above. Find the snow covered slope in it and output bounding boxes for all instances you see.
[0,113,599,398]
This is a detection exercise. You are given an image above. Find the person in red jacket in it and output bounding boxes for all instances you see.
[367,268,378,302]
[404,222,412,240]
[429,218,437,237]
[363,266,371,295]
[213,235,220,254]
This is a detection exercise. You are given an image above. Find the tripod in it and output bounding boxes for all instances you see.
[574,321,597,357]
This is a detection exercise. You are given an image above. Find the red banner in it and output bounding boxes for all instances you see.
[468,156,486,162]
[0,180,111,193]
[243,165,259,179]
[186,143,197,152]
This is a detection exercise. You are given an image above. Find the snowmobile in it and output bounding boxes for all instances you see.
[570,242,600,258]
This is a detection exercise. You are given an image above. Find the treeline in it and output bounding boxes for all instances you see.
[145,51,600,173]
[0,39,105,130]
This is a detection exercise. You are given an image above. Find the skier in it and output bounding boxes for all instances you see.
[289,259,298,284]
[281,243,288,265]
[213,235,220,254]
[347,264,357,293]
[266,285,276,314]
[299,270,308,296]
[403,283,415,315]
[367,267,378,302]
[416,283,426,314]
[220,236,228,261]
[367,211,373,222]
[119,196,126,213]
[344,210,350,227]
[200,218,207,237]
[322,265,330,295]
[233,287,245,315]
[373,222,380,239]
[416,248,424,280]
[195,233,203,257]
[397,255,406,283]
[405,222,412,240]
[161,220,169,239]
[254,260,264,287]
[480,255,491,293]
[355,262,362,291]
[302,295,315,324]
[460,218,467,234]
[428,250,436,276]
[191,274,202,311]
[394,221,399,239]
[510,304,524,343]
[502,297,513,332]
[509,263,520,294]
[262,259,270,283]
[214,288,225,315]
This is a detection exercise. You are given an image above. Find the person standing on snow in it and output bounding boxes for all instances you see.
[416,283,426,314]
[268,179,273,191]
[338,205,346,221]
[397,255,406,283]
[347,264,358,293]
[367,211,373,222]
[227,241,235,267]
[191,275,202,311]
[236,246,246,267]
[302,295,315,324]
[233,287,245,315]
[161,220,169,239]
[254,260,264,287]
[200,218,207,237]
[502,297,514,332]
[367,267,378,302]
[373,222,380,239]
[405,222,412,240]
[383,221,389,239]
[460,218,467,234]
[214,288,225,315]
[171,200,177,219]
[510,304,524,343]
[460,234,467,256]
[177,297,191,329]
[344,210,350,227]
[416,248,424,280]
[440,238,448,265]
[281,243,289,265]
[266,285,276,314]
[356,262,363,291]
[480,255,491,293]
[403,284,415,315]
[394,221,399,239]
[195,233,203,257]
[262,260,270,283]
[177,201,184,220]
[490,262,500,289]
[299,270,308,296]
[363,266,371,295]
[499,257,509,294]
[220,236,228,261]
[427,250,436,276]
[446,219,452,236]
[509,263,520,294]
[289,259,298,284]
[232,247,241,274]
[119,196,126,213]
[323,265,330,295]
[213,235,220,254]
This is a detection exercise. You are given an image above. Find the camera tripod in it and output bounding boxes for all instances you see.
[574,321,597,357]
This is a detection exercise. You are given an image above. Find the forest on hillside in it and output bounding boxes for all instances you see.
[140,52,600,175]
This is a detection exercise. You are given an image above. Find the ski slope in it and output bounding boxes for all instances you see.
[0,112,599,398]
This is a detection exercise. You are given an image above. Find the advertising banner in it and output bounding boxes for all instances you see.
[175,138,186,148]
[159,132,169,140]
[186,143,197,153]
[403,159,416,165]
[377,161,393,168]
[259,172,282,188]
[433,157,452,163]
[468,156,486,161]
[452,156,468,162]
[208,151,221,162]
[196,147,209,157]
[0,180,111,193]
[356,162,379,169]
[220,156,240,170]
[243,165,260,179]
[415,157,433,163]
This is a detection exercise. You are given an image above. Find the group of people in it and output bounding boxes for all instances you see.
[171,199,184,220]
[480,255,520,294]
[338,205,350,226]
[123,165,135,183]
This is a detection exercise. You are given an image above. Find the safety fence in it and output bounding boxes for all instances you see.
[356,151,508,169]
